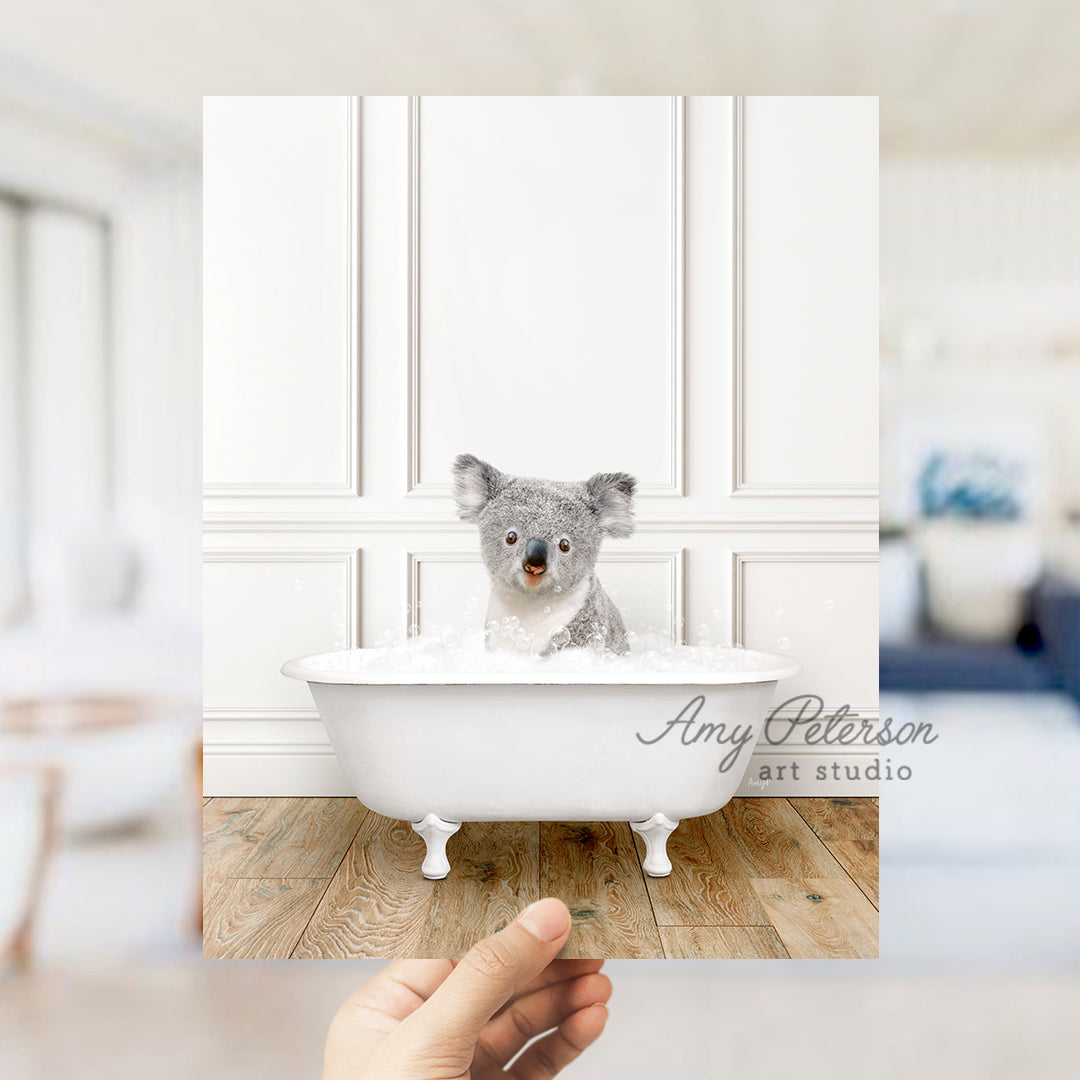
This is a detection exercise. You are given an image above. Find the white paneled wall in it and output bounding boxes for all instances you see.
[204,96,879,797]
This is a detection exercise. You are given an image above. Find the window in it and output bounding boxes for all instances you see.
[0,194,111,623]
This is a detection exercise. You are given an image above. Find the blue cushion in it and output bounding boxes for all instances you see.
[1035,577,1080,700]
[880,641,1057,693]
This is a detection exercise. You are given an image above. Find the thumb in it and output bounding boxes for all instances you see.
[401,898,572,1053]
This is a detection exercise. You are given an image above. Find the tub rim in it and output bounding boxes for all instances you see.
[281,647,803,687]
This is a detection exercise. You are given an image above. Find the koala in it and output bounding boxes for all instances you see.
[451,453,637,655]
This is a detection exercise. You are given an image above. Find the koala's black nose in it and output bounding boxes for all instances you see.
[523,538,548,575]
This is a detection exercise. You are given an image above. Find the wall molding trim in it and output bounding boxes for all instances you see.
[731,547,878,718]
[203,546,361,720]
[729,95,878,501]
[202,740,876,798]
[404,95,687,499]
[203,97,361,499]
[204,511,881,533]
[731,547,879,643]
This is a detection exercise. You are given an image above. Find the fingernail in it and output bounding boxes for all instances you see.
[517,898,570,942]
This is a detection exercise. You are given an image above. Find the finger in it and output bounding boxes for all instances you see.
[399,898,572,1052]
[342,959,455,1030]
[508,1003,609,1080]
[490,958,605,1018]
[477,971,612,1064]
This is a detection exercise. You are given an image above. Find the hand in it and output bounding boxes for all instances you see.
[323,898,610,1079]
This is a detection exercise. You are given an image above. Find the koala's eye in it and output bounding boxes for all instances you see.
[506,531,518,545]
[558,538,571,553]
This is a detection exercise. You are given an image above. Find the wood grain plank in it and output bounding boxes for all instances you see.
[632,812,770,927]
[233,797,367,879]
[659,925,790,959]
[203,804,265,884]
[750,877,878,959]
[295,817,538,958]
[202,878,225,929]
[822,839,878,909]
[788,797,878,841]
[719,798,847,879]
[203,878,330,959]
[540,822,663,959]
[206,797,271,813]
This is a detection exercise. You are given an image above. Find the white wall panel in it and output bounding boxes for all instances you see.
[736,552,878,714]
[737,96,878,496]
[410,96,682,495]
[203,96,879,797]
[203,96,356,493]
[203,549,358,718]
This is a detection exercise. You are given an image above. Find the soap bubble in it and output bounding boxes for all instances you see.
[543,605,552,614]
[774,607,785,618]
[777,637,792,651]
[339,608,788,677]
[822,598,836,613]
[713,608,725,622]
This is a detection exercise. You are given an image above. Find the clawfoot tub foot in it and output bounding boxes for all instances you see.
[411,813,461,879]
[630,813,680,877]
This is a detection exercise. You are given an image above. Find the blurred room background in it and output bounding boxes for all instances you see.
[0,44,202,971]
[2,1,1079,1076]
[879,156,1080,964]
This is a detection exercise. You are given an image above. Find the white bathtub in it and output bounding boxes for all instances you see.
[281,648,801,878]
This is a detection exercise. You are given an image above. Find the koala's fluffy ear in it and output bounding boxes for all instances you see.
[586,472,637,538]
[451,453,505,521]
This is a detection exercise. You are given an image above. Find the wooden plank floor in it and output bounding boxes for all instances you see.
[203,797,877,960]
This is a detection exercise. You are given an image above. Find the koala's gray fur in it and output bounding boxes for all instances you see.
[451,453,637,655]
